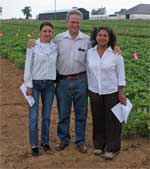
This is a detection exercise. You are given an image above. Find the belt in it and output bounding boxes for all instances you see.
[59,71,86,80]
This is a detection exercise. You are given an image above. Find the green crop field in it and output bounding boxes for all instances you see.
[0,19,150,137]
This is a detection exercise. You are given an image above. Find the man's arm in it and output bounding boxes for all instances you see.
[114,46,121,54]
[27,39,36,48]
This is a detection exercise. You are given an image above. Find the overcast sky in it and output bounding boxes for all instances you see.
[0,0,149,19]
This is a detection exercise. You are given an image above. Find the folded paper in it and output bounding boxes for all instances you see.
[111,98,133,123]
[20,83,35,107]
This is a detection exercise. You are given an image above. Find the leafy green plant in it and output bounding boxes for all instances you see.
[122,111,150,137]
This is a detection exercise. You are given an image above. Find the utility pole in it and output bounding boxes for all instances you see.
[54,0,56,20]
[0,7,2,16]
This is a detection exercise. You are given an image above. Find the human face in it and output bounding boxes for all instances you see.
[96,29,110,47]
[40,25,53,43]
[67,14,81,36]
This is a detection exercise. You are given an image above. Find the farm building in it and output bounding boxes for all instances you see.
[114,4,150,19]
[90,4,150,20]
[38,8,89,20]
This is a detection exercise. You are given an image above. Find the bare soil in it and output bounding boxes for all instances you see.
[0,58,150,169]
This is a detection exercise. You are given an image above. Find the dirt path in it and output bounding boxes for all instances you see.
[0,58,150,169]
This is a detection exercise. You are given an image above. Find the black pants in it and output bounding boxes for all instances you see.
[89,90,122,153]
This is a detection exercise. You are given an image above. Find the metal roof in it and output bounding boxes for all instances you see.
[125,4,150,15]
[41,7,88,14]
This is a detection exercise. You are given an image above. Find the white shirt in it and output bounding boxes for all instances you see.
[54,30,90,75]
[24,39,58,88]
[86,46,126,95]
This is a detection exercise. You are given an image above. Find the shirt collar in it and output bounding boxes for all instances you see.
[93,45,113,52]
[62,30,85,40]
[36,38,56,49]
[36,38,53,45]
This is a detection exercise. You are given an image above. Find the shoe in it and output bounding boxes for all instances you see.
[103,151,119,160]
[41,143,52,152]
[55,142,68,151]
[76,144,88,154]
[31,147,39,157]
[94,149,103,156]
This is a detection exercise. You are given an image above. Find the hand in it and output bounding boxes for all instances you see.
[26,87,32,96]
[27,39,36,48]
[118,94,127,105]
[114,46,121,55]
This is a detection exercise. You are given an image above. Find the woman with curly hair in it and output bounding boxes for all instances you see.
[86,27,126,160]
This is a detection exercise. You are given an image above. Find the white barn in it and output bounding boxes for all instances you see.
[119,4,150,19]
[90,4,150,20]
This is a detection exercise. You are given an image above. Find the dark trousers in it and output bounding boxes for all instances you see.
[89,90,122,153]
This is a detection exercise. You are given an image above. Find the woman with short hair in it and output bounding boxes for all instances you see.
[24,22,58,156]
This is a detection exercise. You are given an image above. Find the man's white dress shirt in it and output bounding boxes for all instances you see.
[54,30,90,75]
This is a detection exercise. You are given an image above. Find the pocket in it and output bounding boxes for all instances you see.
[46,80,54,86]
[75,50,86,65]
[33,80,42,90]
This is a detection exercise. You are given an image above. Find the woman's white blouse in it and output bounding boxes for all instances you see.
[24,39,58,88]
[86,46,126,95]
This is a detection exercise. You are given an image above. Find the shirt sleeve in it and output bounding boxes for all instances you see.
[116,55,126,86]
[24,48,34,88]
[53,35,59,45]
[86,51,91,87]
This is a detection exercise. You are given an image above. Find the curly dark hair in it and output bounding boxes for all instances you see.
[90,26,116,49]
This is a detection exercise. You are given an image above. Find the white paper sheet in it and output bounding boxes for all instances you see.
[20,83,35,107]
[111,98,133,123]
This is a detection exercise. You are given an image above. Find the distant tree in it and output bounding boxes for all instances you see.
[22,6,32,19]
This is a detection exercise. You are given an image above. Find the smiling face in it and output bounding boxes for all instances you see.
[40,25,53,43]
[96,29,110,47]
[67,14,81,36]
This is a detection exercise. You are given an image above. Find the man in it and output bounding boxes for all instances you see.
[27,10,120,154]
[54,10,90,154]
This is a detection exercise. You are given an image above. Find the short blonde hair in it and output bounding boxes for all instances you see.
[66,9,83,21]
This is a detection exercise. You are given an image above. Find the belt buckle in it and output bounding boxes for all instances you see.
[67,76,79,80]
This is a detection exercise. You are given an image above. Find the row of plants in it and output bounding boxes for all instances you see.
[0,19,150,137]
